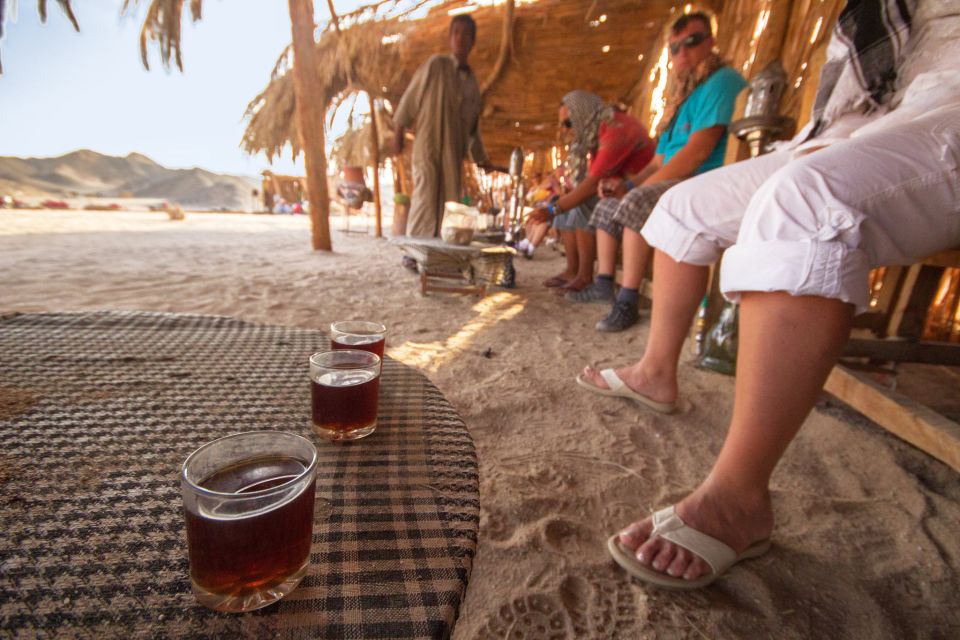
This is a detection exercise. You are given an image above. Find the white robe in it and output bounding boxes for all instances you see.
[395,54,488,237]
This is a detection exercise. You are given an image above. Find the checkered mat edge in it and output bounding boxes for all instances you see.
[0,312,480,640]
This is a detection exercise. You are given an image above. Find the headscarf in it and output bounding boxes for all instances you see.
[560,90,615,186]
[660,52,727,135]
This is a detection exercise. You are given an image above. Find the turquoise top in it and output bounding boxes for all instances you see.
[656,66,748,174]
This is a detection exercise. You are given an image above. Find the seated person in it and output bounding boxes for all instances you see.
[578,0,959,588]
[518,171,561,259]
[571,11,746,333]
[529,91,655,292]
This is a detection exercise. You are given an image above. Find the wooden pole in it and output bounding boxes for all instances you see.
[480,0,515,98]
[325,0,341,34]
[368,93,383,238]
[288,0,332,251]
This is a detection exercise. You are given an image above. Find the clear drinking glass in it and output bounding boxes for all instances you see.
[329,320,387,358]
[309,349,381,441]
[181,431,318,612]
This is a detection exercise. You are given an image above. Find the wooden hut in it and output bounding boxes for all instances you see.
[241,0,959,347]
[241,0,842,166]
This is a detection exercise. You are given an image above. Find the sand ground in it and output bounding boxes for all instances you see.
[2,209,958,639]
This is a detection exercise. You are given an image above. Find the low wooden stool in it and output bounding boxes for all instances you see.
[391,237,515,297]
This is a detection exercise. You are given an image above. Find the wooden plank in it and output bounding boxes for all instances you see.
[841,338,960,365]
[896,266,945,339]
[824,365,960,473]
[886,264,922,337]
[922,249,960,269]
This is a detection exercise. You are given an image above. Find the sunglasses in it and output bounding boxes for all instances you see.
[560,118,573,129]
[669,31,710,55]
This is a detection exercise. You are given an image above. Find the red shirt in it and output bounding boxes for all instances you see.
[588,111,655,179]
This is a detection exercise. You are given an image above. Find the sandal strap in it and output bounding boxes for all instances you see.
[651,506,737,574]
[599,369,624,392]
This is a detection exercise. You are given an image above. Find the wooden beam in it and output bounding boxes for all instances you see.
[289,0,332,251]
[368,94,383,238]
[824,365,960,473]
[480,0,515,98]
[841,338,960,365]
[922,249,960,268]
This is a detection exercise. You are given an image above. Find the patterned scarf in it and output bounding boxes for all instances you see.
[560,90,615,187]
[809,0,915,137]
[660,52,728,136]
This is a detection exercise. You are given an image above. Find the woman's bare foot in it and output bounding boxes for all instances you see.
[555,276,593,293]
[543,273,576,288]
[616,485,774,581]
[580,362,677,407]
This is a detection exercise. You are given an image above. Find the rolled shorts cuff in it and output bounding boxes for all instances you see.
[553,205,594,231]
[641,205,725,266]
[720,240,872,313]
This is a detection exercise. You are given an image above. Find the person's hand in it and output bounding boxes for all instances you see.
[527,207,551,224]
[598,177,627,199]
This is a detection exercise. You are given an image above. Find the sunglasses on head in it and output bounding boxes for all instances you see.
[560,118,573,129]
[669,31,709,55]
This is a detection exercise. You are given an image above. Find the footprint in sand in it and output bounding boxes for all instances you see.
[480,506,516,545]
[559,573,637,638]
[477,594,569,639]
[542,517,593,555]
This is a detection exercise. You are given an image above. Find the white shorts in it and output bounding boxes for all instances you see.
[642,104,960,313]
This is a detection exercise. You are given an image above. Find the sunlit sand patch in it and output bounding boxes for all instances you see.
[387,291,524,373]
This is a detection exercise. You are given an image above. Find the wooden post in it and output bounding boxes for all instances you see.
[288,0,332,251]
[392,156,410,236]
[368,94,383,238]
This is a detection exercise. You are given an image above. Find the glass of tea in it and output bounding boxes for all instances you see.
[180,431,318,613]
[329,320,387,358]
[309,349,381,441]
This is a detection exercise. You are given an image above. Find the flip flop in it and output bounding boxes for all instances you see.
[543,275,570,288]
[607,506,771,590]
[575,368,677,414]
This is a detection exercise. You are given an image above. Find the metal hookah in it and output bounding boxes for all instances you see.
[505,146,525,244]
[698,60,794,375]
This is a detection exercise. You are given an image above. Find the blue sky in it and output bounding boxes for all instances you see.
[0,0,369,176]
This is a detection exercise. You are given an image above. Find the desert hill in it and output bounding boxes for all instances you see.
[0,150,260,210]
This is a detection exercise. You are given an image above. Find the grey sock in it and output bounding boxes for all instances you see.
[616,287,639,306]
[595,274,614,293]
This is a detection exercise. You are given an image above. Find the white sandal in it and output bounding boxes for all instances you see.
[575,368,677,414]
[607,506,771,589]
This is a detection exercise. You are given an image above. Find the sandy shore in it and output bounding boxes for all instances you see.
[2,209,958,639]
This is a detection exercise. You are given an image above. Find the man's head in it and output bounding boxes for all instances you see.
[449,15,477,63]
[668,12,714,75]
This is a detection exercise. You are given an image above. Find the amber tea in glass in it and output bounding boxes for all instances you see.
[330,321,387,358]
[181,431,318,612]
[309,349,381,441]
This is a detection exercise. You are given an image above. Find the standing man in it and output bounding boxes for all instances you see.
[393,14,497,239]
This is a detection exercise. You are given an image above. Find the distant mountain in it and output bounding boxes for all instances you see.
[0,150,261,210]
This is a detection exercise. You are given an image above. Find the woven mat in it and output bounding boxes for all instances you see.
[0,312,479,639]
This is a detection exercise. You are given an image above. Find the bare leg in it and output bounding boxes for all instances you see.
[545,230,578,286]
[618,292,855,580]
[582,250,707,404]
[620,228,653,290]
[596,228,619,277]
[563,229,596,290]
[528,222,548,247]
